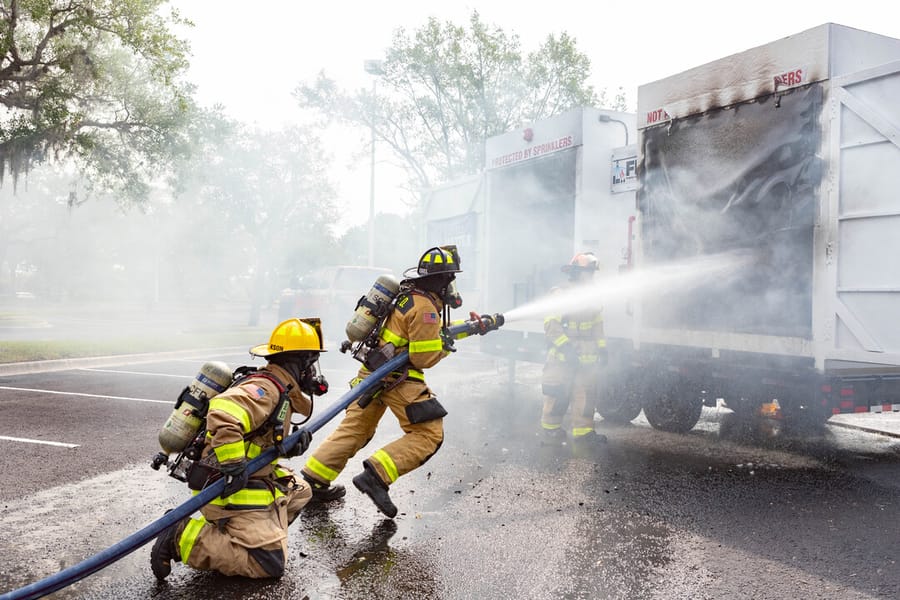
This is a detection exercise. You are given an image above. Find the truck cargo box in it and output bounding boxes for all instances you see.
[635,23,900,374]
[421,107,637,362]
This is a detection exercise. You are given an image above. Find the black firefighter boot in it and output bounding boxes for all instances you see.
[353,463,398,518]
[150,512,183,580]
[302,472,347,503]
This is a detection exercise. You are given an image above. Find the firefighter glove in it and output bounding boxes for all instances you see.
[562,342,579,364]
[440,329,456,353]
[220,460,248,498]
[478,314,501,335]
[282,428,311,458]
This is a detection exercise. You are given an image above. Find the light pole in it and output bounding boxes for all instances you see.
[598,113,629,145]
[364,59,384,267]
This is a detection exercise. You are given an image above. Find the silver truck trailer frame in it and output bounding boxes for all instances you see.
[623,23,900,432]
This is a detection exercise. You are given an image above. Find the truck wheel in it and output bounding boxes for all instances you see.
[643,379,703,433]
[596,380,643,424]
[779,400,832,432]
[724,397,758,420]
[597,399,643,424]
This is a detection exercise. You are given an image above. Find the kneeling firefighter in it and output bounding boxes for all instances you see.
[301,246,477,518]
[150,317,328,580]
[541,252,608,446]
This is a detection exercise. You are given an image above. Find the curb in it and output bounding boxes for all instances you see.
[828,419,900,440]
[0,346,249,377]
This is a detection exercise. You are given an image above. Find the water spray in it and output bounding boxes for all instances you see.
[503,250,752,323]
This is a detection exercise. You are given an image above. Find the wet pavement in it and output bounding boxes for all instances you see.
[2,352,900,599]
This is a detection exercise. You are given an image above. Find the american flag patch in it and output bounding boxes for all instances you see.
[246,384,265,398]
[422,312,438,324]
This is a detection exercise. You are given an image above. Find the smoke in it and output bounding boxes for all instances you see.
[638,84,822,338]
[503,250,753,323]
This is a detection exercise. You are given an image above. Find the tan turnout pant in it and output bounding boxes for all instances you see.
[177,470,311,578]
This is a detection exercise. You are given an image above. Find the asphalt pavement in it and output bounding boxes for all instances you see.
[3,353,900,599]
[5,297,900,440]
[5,349,900,440]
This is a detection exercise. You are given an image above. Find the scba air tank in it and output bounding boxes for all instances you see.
[345,274,401,342]
[158,361,233,455]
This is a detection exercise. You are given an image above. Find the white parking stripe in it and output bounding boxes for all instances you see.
[79,368,191,378]
[0,435,79,448]
[0,385,169,404]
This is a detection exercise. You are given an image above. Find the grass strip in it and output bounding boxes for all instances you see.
[0,330,268,364]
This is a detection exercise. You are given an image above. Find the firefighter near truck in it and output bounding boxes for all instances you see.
[423,22,900,435]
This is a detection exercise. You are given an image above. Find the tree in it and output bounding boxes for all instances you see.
[177,122,342,325]
[338,211,420,274]
[296,11,624,196]
[0,0,193,203]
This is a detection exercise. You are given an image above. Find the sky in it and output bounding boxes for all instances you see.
[170,0,900,231]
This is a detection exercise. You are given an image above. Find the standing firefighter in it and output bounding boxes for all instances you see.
[300,246,464,518]
[541,252,608,446]
[150,318,327,580]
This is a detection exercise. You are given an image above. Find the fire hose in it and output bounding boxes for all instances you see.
[0,314,503,600]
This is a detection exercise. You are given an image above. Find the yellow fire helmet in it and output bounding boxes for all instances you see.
[250,318,326,357]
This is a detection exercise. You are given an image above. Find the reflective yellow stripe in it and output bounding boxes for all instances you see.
[380,328,408,347]
[358,369,424,382]
[305,455,340,482]
[577,322,593,331]
[246,442,262,459]
[372,449,399,483]
[552,334,569,348]
[213,440,245,462]
[203,486,282,507]
[572,427,594,437]
[410,338,442,353]
[544,315,562,325]
[597,339,607,348]
[541,422,562,430]
[449,320,470,339]
[179,516,207,563]
[208,397,251,433]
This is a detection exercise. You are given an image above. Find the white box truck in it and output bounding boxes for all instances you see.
[423,23,900,433]
[421,106,638,363]
[626,23,900,432]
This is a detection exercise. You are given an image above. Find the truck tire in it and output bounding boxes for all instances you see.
[643,378,703,433]
[596,382,643,424]
[724,397,758,420]
[597,400,643,424]
[779,399,832,432]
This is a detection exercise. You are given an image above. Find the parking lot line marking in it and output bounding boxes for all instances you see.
[79,368,191,378]
[0,435,79,448]
[0,385,170,404]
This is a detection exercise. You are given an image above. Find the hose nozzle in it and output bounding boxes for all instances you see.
[468,312,504,335]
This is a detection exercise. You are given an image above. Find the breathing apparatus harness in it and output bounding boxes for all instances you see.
[151,363,328,488]
[341,278,457,408]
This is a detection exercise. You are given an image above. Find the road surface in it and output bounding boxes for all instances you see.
[1,349,900,599]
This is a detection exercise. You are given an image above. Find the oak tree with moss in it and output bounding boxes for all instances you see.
[0,0,193,203]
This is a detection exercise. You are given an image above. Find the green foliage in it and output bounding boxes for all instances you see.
[173,117,342,324]
[337,212,420,274]
[296,10,619,193]
[0,330,269,363]
[0,0,193,203]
